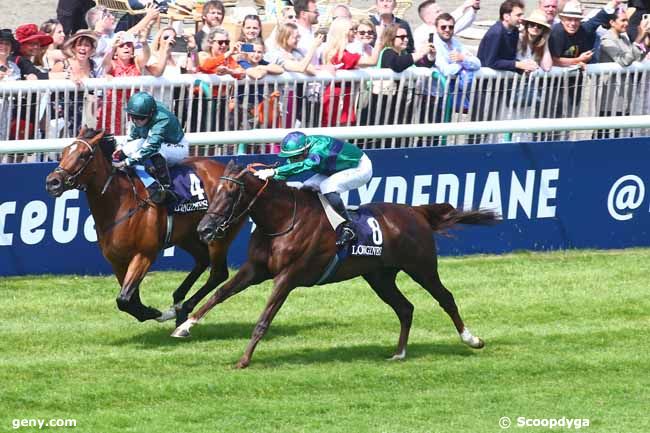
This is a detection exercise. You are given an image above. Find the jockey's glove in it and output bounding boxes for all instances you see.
[112,160,128,169]
[254,168,276,180]
[112,149,126,162]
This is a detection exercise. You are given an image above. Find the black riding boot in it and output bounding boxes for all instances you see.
[324,192,355,247]
[149,153,178,205]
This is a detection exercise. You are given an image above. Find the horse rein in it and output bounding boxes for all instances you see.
[54,139,97,191]
[212,165,297,237]
[54,137,151,238]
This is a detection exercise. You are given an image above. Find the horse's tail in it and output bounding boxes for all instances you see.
[414,203,499,234]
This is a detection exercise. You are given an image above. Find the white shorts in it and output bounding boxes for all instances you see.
[304,154,373,194]
[122,137,189,165]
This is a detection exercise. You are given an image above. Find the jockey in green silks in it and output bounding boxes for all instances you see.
[111,91,188,205]
[254,131,373,247]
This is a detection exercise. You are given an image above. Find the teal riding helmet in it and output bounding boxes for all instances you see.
[126,92,157,118]
[279,131,308,158]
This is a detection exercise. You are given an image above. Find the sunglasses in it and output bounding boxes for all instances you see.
[394,34,409,40]
[213,39,230,46]
[129,114,148,121]
[439,24,454,30]
[357,30,375,36]
[527,22,544,29]
[285,14,296,19]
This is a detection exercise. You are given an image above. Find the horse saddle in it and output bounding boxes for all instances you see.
[317,193,382,254]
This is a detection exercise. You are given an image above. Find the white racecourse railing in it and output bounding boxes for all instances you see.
[1,62,649,161]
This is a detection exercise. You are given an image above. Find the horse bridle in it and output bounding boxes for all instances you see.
[53,138,97,191]
[209,165,297,238]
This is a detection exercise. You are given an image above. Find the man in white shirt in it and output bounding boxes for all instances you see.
[413,0,482,47]
[294,0,320,65]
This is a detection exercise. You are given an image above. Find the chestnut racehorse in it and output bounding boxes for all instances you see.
[45,128,245,326]
[173,161,498,368]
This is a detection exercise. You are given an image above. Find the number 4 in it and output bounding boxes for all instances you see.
[189,173,205,200]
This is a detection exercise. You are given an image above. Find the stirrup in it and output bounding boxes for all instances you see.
[336,226,356,247]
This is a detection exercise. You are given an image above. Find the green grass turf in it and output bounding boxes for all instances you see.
[1,249,649,433]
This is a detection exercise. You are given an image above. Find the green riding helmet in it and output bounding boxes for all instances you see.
[279,131,308,158]
[126,91,157,118]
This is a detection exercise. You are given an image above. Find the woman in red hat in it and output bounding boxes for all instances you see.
[12,23,53,80]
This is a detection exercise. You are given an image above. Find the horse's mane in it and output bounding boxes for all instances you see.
[80,128,116,163]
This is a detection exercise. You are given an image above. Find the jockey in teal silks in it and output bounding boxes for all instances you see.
[254,131,373,247]
[111,91,188,205]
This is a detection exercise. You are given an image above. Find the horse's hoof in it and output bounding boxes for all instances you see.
[387,349,406,361]
[460,328,484,349]
[170,328,191,338]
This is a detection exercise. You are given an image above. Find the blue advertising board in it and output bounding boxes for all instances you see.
[1,138,649,276]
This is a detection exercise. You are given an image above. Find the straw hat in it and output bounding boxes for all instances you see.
[559,0,584,18]
[63,30,98,57]
[14,23,53,47]
[523,9,551,30]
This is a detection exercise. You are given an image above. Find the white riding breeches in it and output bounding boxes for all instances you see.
[304,154,373,194]
[122,137,189,165]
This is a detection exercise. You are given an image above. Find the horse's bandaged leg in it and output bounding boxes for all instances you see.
[155,302,182,322]
[460,327,484,348]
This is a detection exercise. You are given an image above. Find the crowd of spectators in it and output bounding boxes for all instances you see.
[1,0,650,146]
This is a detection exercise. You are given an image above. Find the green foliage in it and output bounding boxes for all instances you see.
[1,249,649,432]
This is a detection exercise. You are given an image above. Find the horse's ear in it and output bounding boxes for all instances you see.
[226,160,236,170]
[77,125,87,138]
[89,127,106,144]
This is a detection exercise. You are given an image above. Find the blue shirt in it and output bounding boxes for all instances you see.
[477,21,519,72]
[434,34,481,76]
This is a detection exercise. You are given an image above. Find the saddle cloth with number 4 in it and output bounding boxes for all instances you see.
[167,165,209,214]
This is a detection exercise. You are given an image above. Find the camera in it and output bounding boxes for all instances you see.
[0,65,7,73]
[241,43,255,53]
[153,0,168,14]
[428,33,435,44]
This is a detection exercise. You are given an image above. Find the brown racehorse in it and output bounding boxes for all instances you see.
[45,128,245,326]
[173,161,498,368]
